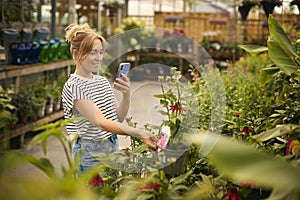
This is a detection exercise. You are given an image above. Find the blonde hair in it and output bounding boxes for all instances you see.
[64,23,105,65]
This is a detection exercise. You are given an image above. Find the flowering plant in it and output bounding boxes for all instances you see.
[154,68,199,149]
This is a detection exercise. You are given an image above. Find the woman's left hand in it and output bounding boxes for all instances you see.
[114,74,130,96]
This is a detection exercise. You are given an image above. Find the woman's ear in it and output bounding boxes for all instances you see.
[73,49,78,60]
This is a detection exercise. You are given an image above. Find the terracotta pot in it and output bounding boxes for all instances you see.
[31,115,38,122]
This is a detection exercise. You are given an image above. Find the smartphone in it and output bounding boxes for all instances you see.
[117,62,131,80]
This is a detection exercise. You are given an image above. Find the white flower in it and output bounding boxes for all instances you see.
[130,38,138,46]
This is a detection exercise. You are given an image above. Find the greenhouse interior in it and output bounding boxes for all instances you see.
[0,0,300,199]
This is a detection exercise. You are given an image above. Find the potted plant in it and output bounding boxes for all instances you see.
[154,69,200,176]
[0,86,18,127]
[12,89,34,124]
[44,83,56,115]
[52,74,67,112]
[0,86,18,147]
[31,80,47,118]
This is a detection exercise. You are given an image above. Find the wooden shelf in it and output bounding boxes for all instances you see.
[0,59,73,80]
[0,60,73,147]
[124,50,198,73]
[0,111,64,145]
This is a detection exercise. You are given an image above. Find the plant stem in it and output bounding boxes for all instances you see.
[160,79,171,121]
[57,136,72,169]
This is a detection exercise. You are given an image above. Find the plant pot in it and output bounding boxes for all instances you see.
[55,101,61,111]
[20,116,28,124]
[31,115,38,122]
[45,104,53,115]
[38,105,46,118]
[161,148,189,177]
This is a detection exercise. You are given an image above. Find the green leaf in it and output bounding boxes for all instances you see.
[252,124,300,142]
[238,45,268,56]
[187,132,300,192]
[29,128,61,154]
[131,144,149,154]
[8,151,56,178]
[153,93,166,99]
[259,67,280,86]
[268,15,298,58]
[269,113,281,118]
[267,187,300,200]
[267,37,299,75]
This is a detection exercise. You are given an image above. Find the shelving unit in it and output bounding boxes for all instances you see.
[0,59,73,146]
[0,59,73,91]
[124,50,199,73]
[0,111,64,146]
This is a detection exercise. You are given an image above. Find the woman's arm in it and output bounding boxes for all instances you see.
[74,99,157,149]
[114,74,131,122]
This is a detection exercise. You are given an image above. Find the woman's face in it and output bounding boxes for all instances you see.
[80,39,104,73]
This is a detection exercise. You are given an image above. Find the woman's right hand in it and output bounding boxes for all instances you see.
[141,136,157,151]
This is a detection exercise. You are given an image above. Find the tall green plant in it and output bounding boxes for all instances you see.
[238,14,300,153]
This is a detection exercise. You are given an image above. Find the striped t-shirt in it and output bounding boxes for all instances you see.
[62,74,119,140]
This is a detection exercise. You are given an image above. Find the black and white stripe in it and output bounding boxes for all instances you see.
[62,74,118,141]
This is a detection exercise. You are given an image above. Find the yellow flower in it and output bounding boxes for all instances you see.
[290,140,300,155]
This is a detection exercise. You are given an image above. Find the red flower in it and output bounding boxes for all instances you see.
[234,112,241,117]
[240,181,255,189]
[241,126,250,134]
[139,182,161,193]
[224,187,242,200]
[88,175,104,187]
[169,102,184,115]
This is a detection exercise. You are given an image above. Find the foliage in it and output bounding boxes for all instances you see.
[0,86,17,129]
[0,14,300,200]
[114,17,147,34]
[11,87,35,119]
[114,17,153,51]
[3,0,35,22]
[153,68,204,149]
[0,86,18,150]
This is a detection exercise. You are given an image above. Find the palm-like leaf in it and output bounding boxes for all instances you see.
[187,132,300,195]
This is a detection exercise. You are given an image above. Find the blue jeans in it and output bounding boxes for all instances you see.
[73,135,119,174]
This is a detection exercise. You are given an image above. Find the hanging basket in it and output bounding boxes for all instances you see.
[238,2,256,21]
[261,1,282,18]
[290,0,300,13]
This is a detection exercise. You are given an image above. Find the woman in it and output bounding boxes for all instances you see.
[62,23,156,173]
